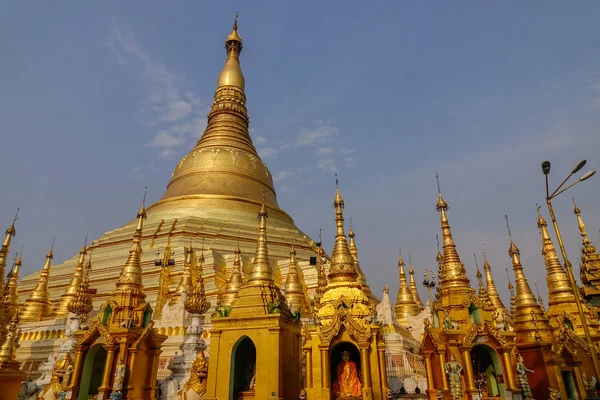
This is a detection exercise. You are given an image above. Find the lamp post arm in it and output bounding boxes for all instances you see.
[550,179,583,199]
[549,172,574,198]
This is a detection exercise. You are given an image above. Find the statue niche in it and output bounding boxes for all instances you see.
[230,336,257,399]
[330,343,362,399]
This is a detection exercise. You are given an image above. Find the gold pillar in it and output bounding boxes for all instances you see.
[320,346,330,388]
[360,347,372,389]
[501,351,516,391]
[425,355,435,391]
[67,345,88,398]
[98,345,117,397]
[149,349,162,398]
[378,347,388,393]
[127,349,138,390]
[461,348,476,393]
[304,349,313,388]
[439,351,449,391]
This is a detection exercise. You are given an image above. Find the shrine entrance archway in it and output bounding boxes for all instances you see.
[77,343,106,400]
[229,336,256,399]
[330,342,361,395]
[471,344,506,398]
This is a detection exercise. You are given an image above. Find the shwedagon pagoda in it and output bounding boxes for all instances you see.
[2,16,600,400]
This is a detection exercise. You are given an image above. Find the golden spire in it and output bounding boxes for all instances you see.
[408,254,424,310]
[171,240,194,305]
[0,209,18,304]
[0,312,20,368]
[54,236,87,317]
[4,251,22,322]
[537,206,578,324]
[395,250,420,325]
[435,174,470,293]
[247,195,274,284]
[474,254,492,310]
[534,282,547,313]
[348,220,376,304]
[573,199,600,301]
[160,15,282,210]
[113,188,148,310]
[313,236,327,309]
[222,245,244,307]
[481,243,508,312]
[67,253,94,317]
[184,242,211,315]
[435,235,443,299]
[507,277,516,317]
[21,239,54,321]
[505,215,552,344]
[284,245,309,315]
[327,176,358,282]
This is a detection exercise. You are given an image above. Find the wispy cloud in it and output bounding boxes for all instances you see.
[254,135,268,145]
[108,25,206,159]
[274,170,296,182]
[258,147,279,159]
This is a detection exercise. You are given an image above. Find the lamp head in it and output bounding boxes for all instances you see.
[542,161,551,175]
[579,170,596,181]
[572,159,587,174]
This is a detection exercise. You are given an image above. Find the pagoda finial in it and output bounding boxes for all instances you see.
[475,253,492,308]
[481,241,507,312]
[328,176,357,282]
[4,250,21,322]
[247,193,273,284]
[534,282,547,312]
[537,205,575,315]
[67,252,94,318]
[407,253,424,310]
[435,174,469,293]
[113,191,148,311]
[347,223,375,304]
[222,245,244,307]
[395,248,419,324]
[54,236,88,317]
[284,244,308,315]
[0,312,20,367]
[507,216,552,344]
[0,209,18,332]
[21,239,55,321]
[171,240,194,306]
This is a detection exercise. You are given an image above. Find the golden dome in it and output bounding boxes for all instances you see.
[157,16,291,227]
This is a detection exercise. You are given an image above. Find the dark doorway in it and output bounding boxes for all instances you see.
[230,336,257,398]
[562,371,579,400]
[77,344,107,400]
[471,344,505,398]
[330,342,361,387]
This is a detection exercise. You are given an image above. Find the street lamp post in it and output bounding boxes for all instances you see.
[541,159,599,379]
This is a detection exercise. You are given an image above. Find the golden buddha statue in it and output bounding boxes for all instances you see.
[332,351,362,399]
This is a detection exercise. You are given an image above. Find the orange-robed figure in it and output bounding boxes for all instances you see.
[332,351,362,398]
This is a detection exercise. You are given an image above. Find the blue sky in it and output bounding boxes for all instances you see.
[2,1,600,306]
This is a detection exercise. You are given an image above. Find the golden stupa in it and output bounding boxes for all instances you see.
[16,16,322,335]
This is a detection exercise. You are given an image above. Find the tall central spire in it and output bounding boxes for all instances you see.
[327,177,358,283]
[160,16,280,209]
[435,174,470,294]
